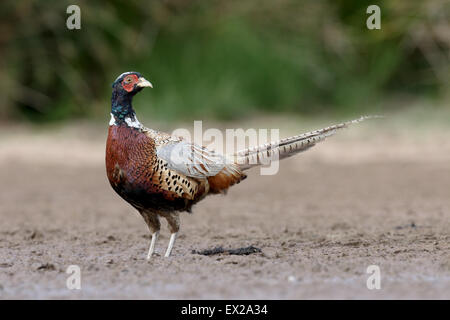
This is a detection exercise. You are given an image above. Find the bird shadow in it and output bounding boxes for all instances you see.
[191,246,261,256]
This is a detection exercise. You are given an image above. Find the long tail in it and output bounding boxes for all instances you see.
[232,115,380,170]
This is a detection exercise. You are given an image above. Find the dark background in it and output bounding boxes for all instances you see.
[1,0,448,123]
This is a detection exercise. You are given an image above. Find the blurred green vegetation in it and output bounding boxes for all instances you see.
[0,0,449,122]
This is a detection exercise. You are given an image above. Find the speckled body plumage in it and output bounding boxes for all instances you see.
[107,124,193,212]
[106,123,246,211]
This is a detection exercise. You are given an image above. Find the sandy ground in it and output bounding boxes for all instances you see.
[0,116,449,299]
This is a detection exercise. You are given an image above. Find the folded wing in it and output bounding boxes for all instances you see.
[156,141,246,194]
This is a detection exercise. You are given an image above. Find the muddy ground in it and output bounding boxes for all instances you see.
[0,116,449,299]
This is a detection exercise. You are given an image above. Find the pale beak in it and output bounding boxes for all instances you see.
[137,77,153,88]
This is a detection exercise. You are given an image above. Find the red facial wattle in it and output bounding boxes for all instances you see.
[122,74,139,92]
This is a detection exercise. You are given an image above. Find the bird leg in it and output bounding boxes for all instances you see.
[147,231,159,260]
[140,210,161,260]
[164,213,180,258]
[165,233,177,257]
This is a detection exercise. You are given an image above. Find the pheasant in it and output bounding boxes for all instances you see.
[106,71,375,259]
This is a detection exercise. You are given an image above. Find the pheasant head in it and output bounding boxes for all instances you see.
[110,71,152,126]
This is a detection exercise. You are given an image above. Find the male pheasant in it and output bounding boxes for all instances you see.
[106,71,375,259]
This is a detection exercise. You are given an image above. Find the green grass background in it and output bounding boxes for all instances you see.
[0,0,448,123]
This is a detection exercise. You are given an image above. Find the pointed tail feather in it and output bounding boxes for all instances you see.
[233,115,380,170]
